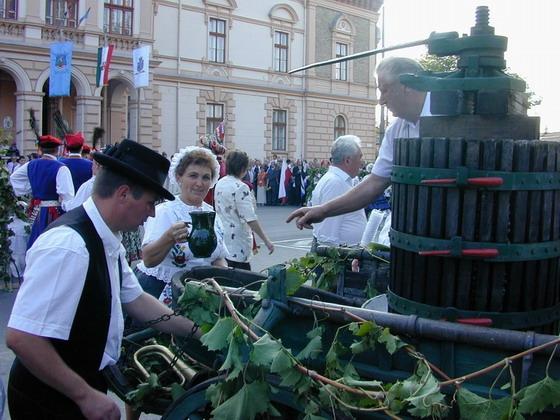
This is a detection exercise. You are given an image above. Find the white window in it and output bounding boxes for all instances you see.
[103,0,133,35]
[0,0,17,19]
[46,0,78,27]
[274,31,288,73]
[206,103,224,135]
[208,18,226,63]
[335,42,348,81]
[272,110,287,151]
[334,115,346,139]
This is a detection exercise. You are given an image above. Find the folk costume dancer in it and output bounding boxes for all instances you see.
[60,132,93,191]
[6,140,200,420]
[10,134,74,250]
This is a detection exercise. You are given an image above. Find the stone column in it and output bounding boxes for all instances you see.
[75,95,102,140]
[15,91,44,154]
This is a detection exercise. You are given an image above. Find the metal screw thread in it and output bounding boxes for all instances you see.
[475,6,490,28]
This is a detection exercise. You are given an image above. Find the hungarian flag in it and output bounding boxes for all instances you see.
[215,121,225,140]
[96,45,114,87]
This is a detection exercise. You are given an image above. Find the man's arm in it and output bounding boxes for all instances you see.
[56,165,75,203]
[9,162,31,196]
[6,328,120,420]
[124,292,201,338]
[286,174,390,229]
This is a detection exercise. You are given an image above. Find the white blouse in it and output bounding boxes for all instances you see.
[135,197,227,283]
[214,175,258,263]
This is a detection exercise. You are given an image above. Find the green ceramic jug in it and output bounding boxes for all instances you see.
[187,211,217,258]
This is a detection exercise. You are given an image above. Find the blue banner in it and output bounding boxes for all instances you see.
[49,41,73,97]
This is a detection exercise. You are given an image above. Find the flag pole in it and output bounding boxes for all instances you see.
[137,87,141,142]
[57,17,64,141]
[102,33,108,148]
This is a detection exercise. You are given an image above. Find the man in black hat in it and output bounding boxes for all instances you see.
[6,140,197,419]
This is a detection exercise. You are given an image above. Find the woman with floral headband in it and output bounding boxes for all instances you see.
[134,146,228,304]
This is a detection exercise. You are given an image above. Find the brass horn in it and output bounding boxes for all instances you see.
[132,344,197,391]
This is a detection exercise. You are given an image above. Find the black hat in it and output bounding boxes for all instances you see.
[93,139,174,201]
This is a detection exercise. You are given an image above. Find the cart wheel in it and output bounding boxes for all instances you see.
[162,374,311,420]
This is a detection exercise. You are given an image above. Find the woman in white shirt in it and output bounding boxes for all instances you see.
[214,150,274,270]
[134,147,228,304]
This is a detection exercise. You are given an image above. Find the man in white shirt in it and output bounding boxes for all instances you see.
[310,135,366,247]
[10,135,75,249]
[288,57,428,228]
[6,140,198,420]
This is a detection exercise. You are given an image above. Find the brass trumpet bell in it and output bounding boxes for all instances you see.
[132,344,196,391]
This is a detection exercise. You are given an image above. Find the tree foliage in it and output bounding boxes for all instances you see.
[419,53,541,108]
[419,53,458,73]
[0,129,27,289]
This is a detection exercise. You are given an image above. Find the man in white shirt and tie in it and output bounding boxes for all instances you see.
[310,135,366,248]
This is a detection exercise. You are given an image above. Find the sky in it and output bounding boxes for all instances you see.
[380,0,560,133]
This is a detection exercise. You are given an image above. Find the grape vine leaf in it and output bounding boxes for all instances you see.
[201,317,236,351]
[211,381,270,420]
[219,332,244,380]
[342,360,360,380]
[250,334,284,367]
[285,266,307,295]
[279,368,304,387]
[378,327,407,355]
[295,328,324,361]
[404,373,447,418]
[177,282,220,327]
[386,369,448,418]
[516,375,560,415]
[325,338,347,377]
[206,382,224,408]
[457,388,511,419]
[296,335,322,360]
[349,321,375,337]
[256,279,269,300]
[270,348,295,373]
[125,373,160,408]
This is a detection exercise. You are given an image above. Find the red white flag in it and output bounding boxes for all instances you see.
[215,121,225,140]
[96,45,114,87]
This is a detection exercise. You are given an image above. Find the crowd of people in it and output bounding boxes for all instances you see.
[0,55,424,419]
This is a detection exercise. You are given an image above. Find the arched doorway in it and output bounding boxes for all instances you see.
[0,70,17,146]
[102,78,136,144]
[41,80,77,138]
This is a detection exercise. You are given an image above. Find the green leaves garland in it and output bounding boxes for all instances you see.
[172,279,560,419]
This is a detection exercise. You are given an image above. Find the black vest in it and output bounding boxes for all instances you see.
[9,206,113,417]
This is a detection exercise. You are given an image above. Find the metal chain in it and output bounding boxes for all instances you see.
[169,323,199,370]
[142,308,183,328]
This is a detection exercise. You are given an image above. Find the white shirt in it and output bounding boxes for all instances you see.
[10,155,74,203]
[372,93,432,178]
[310,166,367,246]
[136,198,227,282]
[62,176,95,211]
[8,197,144,369]
[214,175,258,262]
